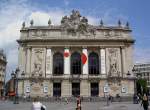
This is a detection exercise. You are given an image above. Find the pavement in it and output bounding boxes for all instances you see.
[0,100,145,110]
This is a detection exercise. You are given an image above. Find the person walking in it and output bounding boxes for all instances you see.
[142,94,149,110]
[32,98,46,110]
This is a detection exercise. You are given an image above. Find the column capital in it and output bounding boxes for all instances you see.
[64,46,70,49]
[25,46,32,50]
[99,46,105,49]
[82,46,87,49]
[45,46,52,49]
[120,46,125,49]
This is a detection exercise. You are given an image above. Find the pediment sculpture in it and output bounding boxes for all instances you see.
[61,10,95,36]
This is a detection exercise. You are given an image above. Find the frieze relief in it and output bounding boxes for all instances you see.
[31,48,44,77]
[104,30,121,38]
[29,30,48,38]
[108,48,120,77]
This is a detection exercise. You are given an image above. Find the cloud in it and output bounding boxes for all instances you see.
[28,11,65,26]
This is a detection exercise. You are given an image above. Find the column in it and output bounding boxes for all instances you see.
[82,48,88,74]
[26,47,31,76]
[64,48,70,75]
[121,47,126,76]
[46,48,52,77]
[100,48,106,74]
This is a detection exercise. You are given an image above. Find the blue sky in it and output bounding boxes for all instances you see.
[0,0,150,80]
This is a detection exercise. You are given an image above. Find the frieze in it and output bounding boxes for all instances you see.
[29,30,48,38]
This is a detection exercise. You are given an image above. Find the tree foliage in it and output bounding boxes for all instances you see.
[136,79,148,95]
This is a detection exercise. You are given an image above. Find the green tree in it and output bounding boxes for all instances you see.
[136,79,148,95]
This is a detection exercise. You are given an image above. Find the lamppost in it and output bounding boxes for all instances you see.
[11,68,20,104]
[21,71,25,97]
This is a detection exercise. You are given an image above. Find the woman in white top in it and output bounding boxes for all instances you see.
[32,98,46,110]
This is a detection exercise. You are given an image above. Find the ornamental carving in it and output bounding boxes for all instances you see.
[30,30,48,38]
[108,48,120,77]
[32,49,44,77]
[61,10,96,36]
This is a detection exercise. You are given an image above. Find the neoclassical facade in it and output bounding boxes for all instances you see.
[17,10,135,97]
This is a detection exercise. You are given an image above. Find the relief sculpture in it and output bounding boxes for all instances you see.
[32,49,43,77]
[108,48,119,77]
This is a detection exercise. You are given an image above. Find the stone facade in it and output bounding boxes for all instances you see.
[17,10,135,97]
[0,50,7,97]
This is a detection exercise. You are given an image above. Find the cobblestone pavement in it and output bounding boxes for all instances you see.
[0,100,145,110]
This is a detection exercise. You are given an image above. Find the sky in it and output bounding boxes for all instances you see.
[0,0,150,81]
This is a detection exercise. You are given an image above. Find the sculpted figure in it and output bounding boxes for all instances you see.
[108,49,119,77]
[32,49,43,77]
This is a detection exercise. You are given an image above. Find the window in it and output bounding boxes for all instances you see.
[88,52,99,75]
[71,52,81,74]
[91,83,99,96]
[53,52,64,75]
[72,83,80,97]
[53,83,61,97]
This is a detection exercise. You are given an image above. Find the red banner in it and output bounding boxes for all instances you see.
[81,53,87,64]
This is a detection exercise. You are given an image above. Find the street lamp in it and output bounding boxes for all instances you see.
[127,71,131,77]
[11,68,20,104]
[21,71,25,97]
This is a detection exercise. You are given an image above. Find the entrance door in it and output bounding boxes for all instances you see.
[72,83,80,97]
[53,83,61,97]
[91,83,99,96]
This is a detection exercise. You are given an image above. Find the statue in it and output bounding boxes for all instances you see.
[61,10,95,36]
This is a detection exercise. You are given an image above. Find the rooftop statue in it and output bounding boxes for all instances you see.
[61,10,95,36]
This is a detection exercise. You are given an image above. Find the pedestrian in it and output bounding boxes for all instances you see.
[76,96,81,110]
[23,94,26,102]
[65,97,68,104]
[108,94,112,103]
[31,97,46,110]
[142,94,149,110]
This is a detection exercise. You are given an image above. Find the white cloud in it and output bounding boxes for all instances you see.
[28,11,65,26]
[0,21,21,47]
[87,16,99,25]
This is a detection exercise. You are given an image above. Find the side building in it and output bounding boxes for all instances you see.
[17,10,135,98]
[0,50,7,97]
[133,63,150,92]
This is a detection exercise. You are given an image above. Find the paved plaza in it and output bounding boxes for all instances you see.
[0,100,145,110]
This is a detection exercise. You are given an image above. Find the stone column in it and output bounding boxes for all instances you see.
[46,48,52,77]
[121,47,126,76]
[64,48,70,75]
[100,48,106,74]
[26,47,31,77]
[82,48,88,75]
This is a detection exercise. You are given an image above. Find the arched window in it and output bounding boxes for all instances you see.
[53,52,64,75]
[88,52,99,74]
[71,52,81,74]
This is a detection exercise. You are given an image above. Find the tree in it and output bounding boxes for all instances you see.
[136,79,148,95]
